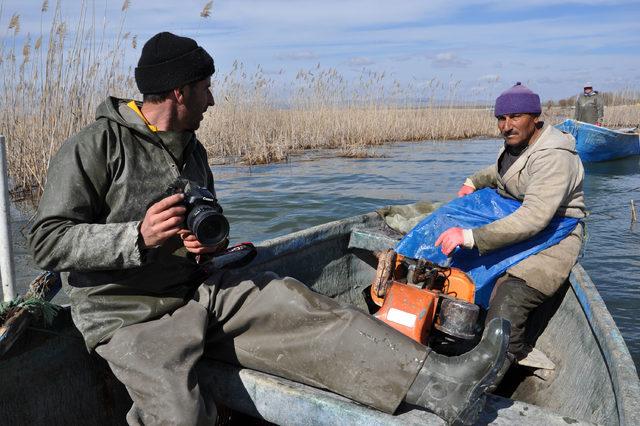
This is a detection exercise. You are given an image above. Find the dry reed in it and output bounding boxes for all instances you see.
[200,63,499,164]
[1,2,638,204]
[0,0,135,202]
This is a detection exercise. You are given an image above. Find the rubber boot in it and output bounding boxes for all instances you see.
[405,318,510,425]
[486,276,547,359]
[486,352,515,394]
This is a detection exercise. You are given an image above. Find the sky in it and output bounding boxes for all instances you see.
[2,0,640,102]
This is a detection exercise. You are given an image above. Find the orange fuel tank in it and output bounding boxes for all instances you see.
[373,282,439,344]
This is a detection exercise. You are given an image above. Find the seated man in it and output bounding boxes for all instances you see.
[436,82,586,375]
[29,32,509,425]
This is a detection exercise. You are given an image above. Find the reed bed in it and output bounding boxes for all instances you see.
[203,105,497,164]
[603,105,640,128]
[201,63,498,164]
[1,2,638,204]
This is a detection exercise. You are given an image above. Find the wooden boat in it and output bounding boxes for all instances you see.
[1,211,639,425]
[556,119,640,162]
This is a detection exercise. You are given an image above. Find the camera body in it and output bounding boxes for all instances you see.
[165,178,230,247]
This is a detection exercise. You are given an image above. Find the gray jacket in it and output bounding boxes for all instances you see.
[467,124,587,295]
[29,97,215,349]
[575,91,604,124]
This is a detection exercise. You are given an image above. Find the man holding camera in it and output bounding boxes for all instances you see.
[29,32,509,425]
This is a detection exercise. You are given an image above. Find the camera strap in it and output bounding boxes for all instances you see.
[190,243,258,282]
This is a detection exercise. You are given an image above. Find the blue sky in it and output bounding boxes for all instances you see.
[2,0,640,101]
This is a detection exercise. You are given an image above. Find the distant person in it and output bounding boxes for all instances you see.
[29,31,509,425]
[436,82,586,384]
[574,82,604,126]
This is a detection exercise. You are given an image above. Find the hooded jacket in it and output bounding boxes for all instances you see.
[574,91,604,124]
[466,124,586,295]
[29,97,215,349]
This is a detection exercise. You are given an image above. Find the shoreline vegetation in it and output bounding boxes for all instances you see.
[1,2,639,204]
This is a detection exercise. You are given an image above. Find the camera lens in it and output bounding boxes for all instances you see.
[187,205,230,246]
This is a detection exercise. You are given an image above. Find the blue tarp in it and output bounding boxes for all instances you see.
[395,189,579,308]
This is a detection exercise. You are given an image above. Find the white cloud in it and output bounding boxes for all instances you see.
[432,53,471,68]
[207,0,444,27]
[276,51,319,61]
[347,56,375,66]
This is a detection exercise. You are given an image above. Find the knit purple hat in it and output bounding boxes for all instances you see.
[494,82,541,117]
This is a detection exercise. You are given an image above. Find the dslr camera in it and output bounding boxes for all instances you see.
[164,178,230,247]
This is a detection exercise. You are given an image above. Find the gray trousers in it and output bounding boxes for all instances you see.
[96,271,427,425]
[485,274,548,358]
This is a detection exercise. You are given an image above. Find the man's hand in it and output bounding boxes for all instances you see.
[179,231,228,255]
[435,227,465,256]
[457,184,475,197]
[140,194,186,248]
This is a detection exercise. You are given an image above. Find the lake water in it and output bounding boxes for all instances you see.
[5,138,640,370]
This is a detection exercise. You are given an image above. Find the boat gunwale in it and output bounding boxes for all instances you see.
[569,263,640,425]
[570,119,639,137]
[254,211,381,255]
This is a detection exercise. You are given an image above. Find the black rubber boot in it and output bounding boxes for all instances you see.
[405,318,510,425]
[486,276,547,359]
[486,352,515,394]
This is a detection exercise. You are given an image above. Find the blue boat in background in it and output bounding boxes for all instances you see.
[556,119,640,162]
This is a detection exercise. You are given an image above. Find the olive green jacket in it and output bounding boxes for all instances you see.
[575,91,604,124]
[29,97,215,349]
[467,124,587,295]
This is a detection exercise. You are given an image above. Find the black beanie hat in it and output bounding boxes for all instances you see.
[135,32,215,94]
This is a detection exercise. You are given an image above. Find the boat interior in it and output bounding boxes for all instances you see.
[0,212,632,425]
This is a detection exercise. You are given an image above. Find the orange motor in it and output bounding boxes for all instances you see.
[370,250,476,345]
